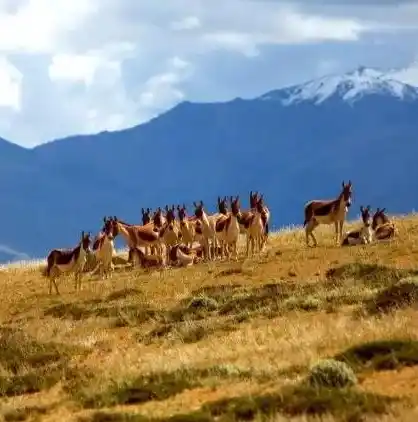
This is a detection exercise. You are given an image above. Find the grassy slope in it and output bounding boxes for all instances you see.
[1,215,418,421]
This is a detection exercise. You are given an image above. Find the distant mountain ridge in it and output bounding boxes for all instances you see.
[1,65,418,262]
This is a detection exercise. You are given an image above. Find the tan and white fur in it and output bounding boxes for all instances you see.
[109,216,164,261]
[91,217,116,279]
[372,207,396,241]
[215,196,241,260]
[341,205,373,246]
[246,198,266,257]
[193,201,218,261]
[304,181,353,247]
[44,231,92,294]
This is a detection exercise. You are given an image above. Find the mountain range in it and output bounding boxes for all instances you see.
[1,66,418,262]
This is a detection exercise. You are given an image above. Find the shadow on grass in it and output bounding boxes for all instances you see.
[0,327,90,397]
[77,385,398,422]
[2,405,48,421]
[68,365,255,410]
[334,339,418,371]
[325,263,418,288]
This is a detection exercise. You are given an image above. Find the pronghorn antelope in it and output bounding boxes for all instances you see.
[160,205,180,262]
[215,196,241,260]
[237,191,259,234]
[372,208,396,240]
[128,246,164,269]
[109,216,163,260]
[44,231,92,294]
[91,217,116,279]
[193,201,219,261]
[177,204,198,248]
[141,208,152,226]
[246,198,266,256]
[255,192,270,248]
[341,205,373,246]
[304,181,353,247]
[168,243,199,267]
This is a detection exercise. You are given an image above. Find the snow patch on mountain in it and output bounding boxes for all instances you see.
[259,66,418,105]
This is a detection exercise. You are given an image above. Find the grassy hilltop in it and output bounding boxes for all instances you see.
[1,215,418,421]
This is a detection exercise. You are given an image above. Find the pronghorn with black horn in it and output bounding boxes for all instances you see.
[237,191,259,235]
[43,231,92,294]
[160,205,181,263]
[90,217,116,279]
[177,204,198,248]
[215,196,241,260]
[255,192,270,248]
[141,208,152,226]
[246,197,266,256]
[193,200,218,261]
[108,216,164,261]
[304,181,353,247]
[341,205,373,246]
[372,207,396,241]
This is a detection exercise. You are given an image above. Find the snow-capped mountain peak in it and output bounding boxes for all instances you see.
[259,66,418,105]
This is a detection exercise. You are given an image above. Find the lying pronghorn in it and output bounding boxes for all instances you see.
[193,201,219,260]
[128,246,164,269]
[44,231,92,294]
[341,206,373,246]
[168,243,200,267]
[91,217,116,279]
[304,181,353,247]
[215,196,241,260]
[108,216,163,260]
[372,208,396,240]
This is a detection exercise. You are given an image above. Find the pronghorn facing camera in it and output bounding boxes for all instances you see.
[193,200,218,261]
[304,181,353,247]
[177,204,197,248]
[141,208,152,226]
[237,191,259,234]
[372,207,396,241]
[160,205,180,262]
[341,205,373,246]
[215,196,241,260]
[91,217,116,279]
[44,231,92,294]
[246,197,266,257]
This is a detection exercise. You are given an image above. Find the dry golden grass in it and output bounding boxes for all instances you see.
[2,215,418,421]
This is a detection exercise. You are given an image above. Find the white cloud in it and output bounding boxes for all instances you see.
[0,0,416,146]
[0,57,22,111]
[170,16,200,31]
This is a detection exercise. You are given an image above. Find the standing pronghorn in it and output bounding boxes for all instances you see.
[160,205,180,263]
[372,208,396,240]
[304,181,353,247]
[254,193,270,248]
[44,231,92,294]
[238,191,259,234]
[246,198,266,257]
[141,208,152,226]
[341,205,373,246]
[91,217,116,279]
[193,201,218,261]
[108,217,164,261]
[216,196,241,260]
[177,205,197,248]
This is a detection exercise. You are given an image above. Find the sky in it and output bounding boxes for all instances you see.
[0,0,418,147]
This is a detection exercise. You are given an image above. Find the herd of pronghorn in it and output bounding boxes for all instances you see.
[43,182,396,294]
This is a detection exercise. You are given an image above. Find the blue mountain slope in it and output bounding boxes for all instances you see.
[0,66,418,261]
